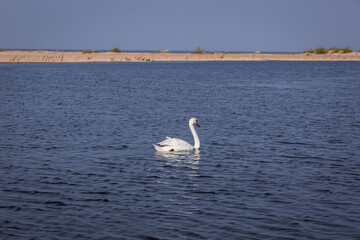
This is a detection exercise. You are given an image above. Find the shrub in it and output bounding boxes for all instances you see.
[341,47,352,53]
[192,46,205,54]
[110,47,121,53]
[82,50,91,54]
[315,47,326,54]
[92,50,99,53]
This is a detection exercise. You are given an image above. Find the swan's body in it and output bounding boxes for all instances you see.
[153,118,200,152]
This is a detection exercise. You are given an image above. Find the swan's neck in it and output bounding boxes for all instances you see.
[189,124,200,149]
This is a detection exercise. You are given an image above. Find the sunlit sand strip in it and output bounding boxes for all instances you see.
[1,51,359,63]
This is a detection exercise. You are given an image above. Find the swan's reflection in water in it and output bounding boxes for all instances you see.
[154,150,202,211]
[155,150,200,170]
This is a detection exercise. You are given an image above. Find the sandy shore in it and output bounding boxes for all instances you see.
[1,51,360,63]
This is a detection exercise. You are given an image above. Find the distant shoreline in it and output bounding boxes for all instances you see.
[1,50,360,63]
[0,49,303,54]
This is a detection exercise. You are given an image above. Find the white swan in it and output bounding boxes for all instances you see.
[153,118,200,152]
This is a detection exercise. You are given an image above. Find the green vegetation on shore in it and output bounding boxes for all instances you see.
[192,46,205,54]
[304,47,353,54]
[110,47,121,53]
[82,50,99,54]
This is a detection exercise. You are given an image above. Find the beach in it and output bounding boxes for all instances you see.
[1,50,360,63]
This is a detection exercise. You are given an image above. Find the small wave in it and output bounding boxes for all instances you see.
[0,205,22,211]
[43,200,66,206]
[190,190,217,194]
[82,198,109,202]
[277,141,311,146]
[81,191,109,195]
[136,235,161,240]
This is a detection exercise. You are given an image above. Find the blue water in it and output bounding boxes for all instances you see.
[1,62,360,239]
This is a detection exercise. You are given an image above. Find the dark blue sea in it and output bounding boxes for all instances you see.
[1,62,360,239]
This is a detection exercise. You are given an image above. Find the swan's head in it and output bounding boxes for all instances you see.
[189,118,200,128]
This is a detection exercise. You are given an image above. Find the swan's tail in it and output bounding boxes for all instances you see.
[153,144,174,152]
[153,144,162,152]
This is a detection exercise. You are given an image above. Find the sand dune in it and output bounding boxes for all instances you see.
[1,50,359,63]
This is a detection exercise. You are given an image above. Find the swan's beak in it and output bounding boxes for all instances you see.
[196,121,200,128]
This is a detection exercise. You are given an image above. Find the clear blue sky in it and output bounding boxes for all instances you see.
[1,0,359,52]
